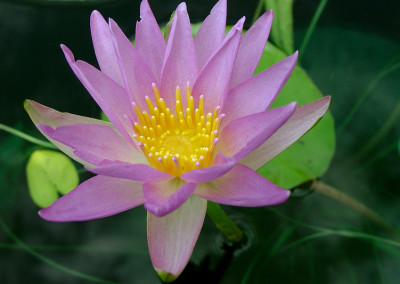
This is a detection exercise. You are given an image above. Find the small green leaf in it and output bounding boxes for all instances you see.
[26,150,79,208]
[264,0,294,55]
[256,42,335,189]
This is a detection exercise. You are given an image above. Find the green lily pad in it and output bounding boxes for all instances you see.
[26,150,79,208]
[255,42,336,189]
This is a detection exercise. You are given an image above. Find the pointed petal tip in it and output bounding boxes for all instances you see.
[90,10,102,18]
[265,9,273,16]
[38,207,57,222]
[60,44,75,63]
[155,268,179,283]
[23,99,31,111]
[176,2,187,12]
[139,0,150,14]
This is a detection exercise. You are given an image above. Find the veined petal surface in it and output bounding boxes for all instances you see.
[195,164,290,206]
[89,161,173,183]
[242,96,331,170]
[218,102,297,161]
[38,123,144,166]
[143,180,197,217]
[61,45,136,147]
[39,175,144,222]
[161,3,198,108]
[230,11,273,89]
[136,0,166,82]
[194,0,227,70]
[147,195,206,282]
[90,10,124,86]
[25,100,109,167]
[222,52,298,127]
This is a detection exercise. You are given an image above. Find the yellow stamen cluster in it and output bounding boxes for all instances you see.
[132,83,223,176]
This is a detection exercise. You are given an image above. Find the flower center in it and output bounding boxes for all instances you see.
[131,83,223,176]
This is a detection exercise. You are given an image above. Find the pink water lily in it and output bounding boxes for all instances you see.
[25,0,330,281]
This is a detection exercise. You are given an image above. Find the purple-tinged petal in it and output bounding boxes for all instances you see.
[192,18,244,114]
[195,164,290,206]
[24,100,109,167]
[180,153,236,183]
[136,0,166,82]
[218,102,297,161]
[38,124,145,166]
[194,0,227,70]
[147,195,206,282]
[61,45,136,146]
[230,11,273,89]
[39,175,144,222]
[222,52,298,127]
[89,161,173,183]
[143,180,197,217]
[160,3,198,109]
[242,96,331,170]
[109,19,157,111]
[90,10,124,86]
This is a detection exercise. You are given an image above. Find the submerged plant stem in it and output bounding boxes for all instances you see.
[355,100,400,159]
[299,0,328,61]
[207,201,244,243]
[338,61,400,133]
[311,180,399,239]
[0,217,118,284]
[0,123,56,149]
[252,0,265,24]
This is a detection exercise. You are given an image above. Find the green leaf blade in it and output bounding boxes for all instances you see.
[26,150,79,208]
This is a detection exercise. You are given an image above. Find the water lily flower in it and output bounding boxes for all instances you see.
[25,0,330,281]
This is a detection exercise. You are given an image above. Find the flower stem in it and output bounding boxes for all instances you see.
[0,123,56,149]
[310,180,400,239]
[0,217,118,284]
[251,0,265,24]
[298,0,328,61]
[206,201,244,243]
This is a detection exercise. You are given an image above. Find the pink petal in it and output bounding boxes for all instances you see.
[194,0,227,69]
[90,10,124,86]
[180,153,236,183]
[136,0,166,82]
[61,45,136,147]
[109,18,157,111]
[222,52,298,127]
[39,175,144,222]
[230,11,273,89]
[160,3,198,109]
[143,180,197,217]
[218,102,297,161]
[88,161,173,183]
[38,124,145,166]
[242,96,331,170]
[195,164,290,206]
[192,18,244,114]
[147,195,206,281]
[24,100,109,167]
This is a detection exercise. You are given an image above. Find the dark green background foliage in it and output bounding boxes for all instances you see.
[0,0,399,283]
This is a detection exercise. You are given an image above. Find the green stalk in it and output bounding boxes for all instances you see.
[338,61,400,133]
[0,123,56,149]
[311,180,399,239]
[0,217,118,284]
[252,0,265,24]
[299,0,328,61]
[206,201,244,243]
